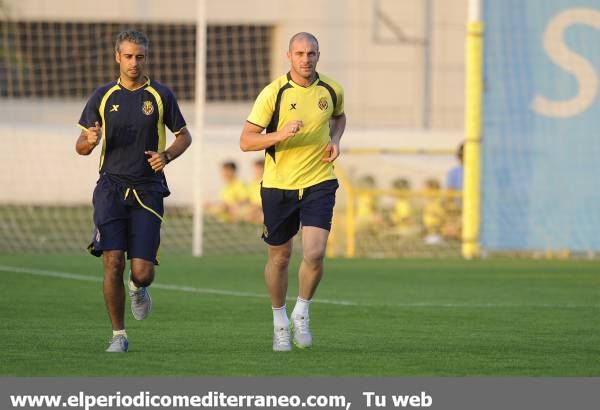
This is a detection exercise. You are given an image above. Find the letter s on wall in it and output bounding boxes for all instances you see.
[531,8,600,118]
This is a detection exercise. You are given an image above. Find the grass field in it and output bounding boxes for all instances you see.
[0,253,598,376]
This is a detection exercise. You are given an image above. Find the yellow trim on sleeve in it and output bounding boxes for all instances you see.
[145,86,166,152]
[132,189,164,222]
[174,126,187,136]
[77,124,88,132]
[98,84,121,170]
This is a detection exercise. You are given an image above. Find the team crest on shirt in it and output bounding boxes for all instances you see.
[317,96,329,111]
[142,101,154,116]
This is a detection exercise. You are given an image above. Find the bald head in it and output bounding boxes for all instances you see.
[287,32,320,86]
[288,32,319,52]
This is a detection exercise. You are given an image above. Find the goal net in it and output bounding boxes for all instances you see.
[1,13,464,259]
[0,20,271,255]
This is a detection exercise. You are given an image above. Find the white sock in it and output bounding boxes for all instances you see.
[128,279,139,292]
[112,329,127,338]
[272,305,289,328]
[292,296,311,318]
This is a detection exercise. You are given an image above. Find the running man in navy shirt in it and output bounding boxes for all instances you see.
[75,30,192,352]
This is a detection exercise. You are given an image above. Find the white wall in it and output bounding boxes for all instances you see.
[3,0,467,129]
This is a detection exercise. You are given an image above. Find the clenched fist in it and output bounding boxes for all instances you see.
[87,121,102,147]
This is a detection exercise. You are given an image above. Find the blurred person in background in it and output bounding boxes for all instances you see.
[390,177,415,235]
[446,142,464,192]
[355,175,383,234]
[443,142,464,240]
[209,161,250,223]
[422,178,446,245]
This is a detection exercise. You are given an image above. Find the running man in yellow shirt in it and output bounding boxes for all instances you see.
[240,32,346,351]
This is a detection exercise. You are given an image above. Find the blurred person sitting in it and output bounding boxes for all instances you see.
[355,175,383,233]
[208,161,249,223]
[446,142,464,192]
[443,142,464,239]
[389,177,415,234]
[422,178,446,245]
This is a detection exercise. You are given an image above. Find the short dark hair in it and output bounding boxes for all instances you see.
[457,142,464,162]
[222,161,237,171]
[425,178,441,190]
[289,32,319,52]
[115,30,150,53]
[392,178,410,190]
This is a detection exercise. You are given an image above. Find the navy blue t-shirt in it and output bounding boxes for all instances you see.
[78,78,186,194]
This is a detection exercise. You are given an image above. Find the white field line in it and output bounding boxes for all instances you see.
[0,264,597,309]
[0,265,355,306]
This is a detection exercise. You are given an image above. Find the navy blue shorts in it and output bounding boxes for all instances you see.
[260,179,339,246]
[88,176,164,265]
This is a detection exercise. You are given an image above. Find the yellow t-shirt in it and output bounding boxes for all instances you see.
[423,199,445,229]
[357,192,376,219]
[247,72,344,190]
[220,179,248,205]
[392,199,412,225]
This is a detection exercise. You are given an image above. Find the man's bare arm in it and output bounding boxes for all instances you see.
[240,120,303,152]
[75,121,102,155]
[146,127,192,172]
[322,113,346,163]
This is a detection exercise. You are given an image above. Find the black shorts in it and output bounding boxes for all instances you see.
[88,175,164,265]
[261,179,339,246]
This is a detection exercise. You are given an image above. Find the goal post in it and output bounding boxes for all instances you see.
[462,0,483,259]
[0,17,273,256]
[192,0,206,257]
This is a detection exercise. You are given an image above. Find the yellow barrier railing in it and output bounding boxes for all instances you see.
[332,165,356,258]
[330,165,463,258]
[343,148,455,156]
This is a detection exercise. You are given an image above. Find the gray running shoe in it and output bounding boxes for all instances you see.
[128,273,152,320]
[272,326,292,352]
[291,314,312,348]
[105,335,128,352]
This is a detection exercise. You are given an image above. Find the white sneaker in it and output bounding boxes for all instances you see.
[128,272,152,320]
[424,234,443,245]
[105,335,128,352]
[272,326,292,352]
[291,314,312,348]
